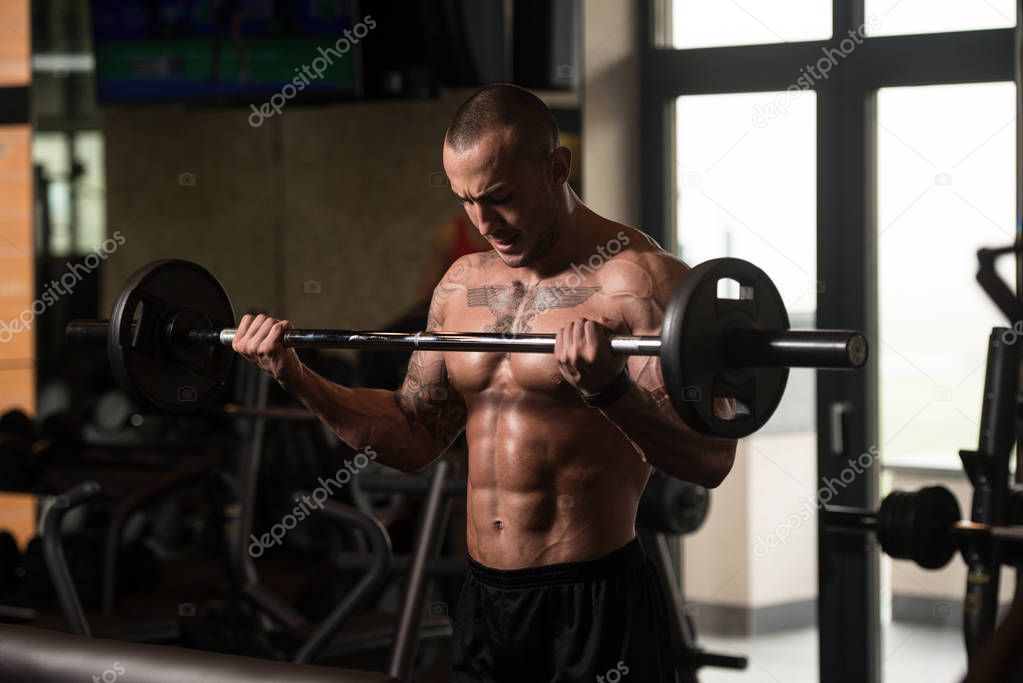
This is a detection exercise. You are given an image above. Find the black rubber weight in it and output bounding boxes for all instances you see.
[107,260,235,413]
[878,486,960,570]
[660,258,790,439]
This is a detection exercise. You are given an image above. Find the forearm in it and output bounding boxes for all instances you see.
[279,363,440,472]
[595,382,737,488]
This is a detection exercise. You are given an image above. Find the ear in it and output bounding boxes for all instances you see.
[546,146,572,188]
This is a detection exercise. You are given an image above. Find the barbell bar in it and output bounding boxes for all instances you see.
[68,320,864,366]
[65,257,869,438]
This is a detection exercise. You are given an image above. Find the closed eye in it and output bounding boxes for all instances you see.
[457,192,512,206]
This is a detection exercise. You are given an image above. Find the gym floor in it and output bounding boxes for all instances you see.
[700,625,966,683]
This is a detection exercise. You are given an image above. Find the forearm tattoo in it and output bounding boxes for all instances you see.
[396,353,467,447]
[394,272,468,447]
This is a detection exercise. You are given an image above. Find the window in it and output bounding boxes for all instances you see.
[675,91,818,436]
[675,91,820,683]
[647,5,1016,679]
[32,130,106,255]
[671,0,831,49]
[877,82,1017,467]
[865,0,1015,37]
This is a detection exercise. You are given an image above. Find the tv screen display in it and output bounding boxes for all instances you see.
[91,0,363,105]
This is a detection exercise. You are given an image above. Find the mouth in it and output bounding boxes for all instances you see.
[490,232,520,253]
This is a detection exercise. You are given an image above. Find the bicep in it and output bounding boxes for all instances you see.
[396,350,467,449]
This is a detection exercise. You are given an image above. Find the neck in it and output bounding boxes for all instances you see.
[522,186,591,280]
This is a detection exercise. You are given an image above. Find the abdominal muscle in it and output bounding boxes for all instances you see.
[462,391,651,569]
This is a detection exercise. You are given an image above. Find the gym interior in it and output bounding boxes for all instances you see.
[0,1,1021,682]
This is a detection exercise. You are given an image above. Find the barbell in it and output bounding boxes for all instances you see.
[822,486,962,570]
[66,257,868,438]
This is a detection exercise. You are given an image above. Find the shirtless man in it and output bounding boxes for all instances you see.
[233,84,737,682]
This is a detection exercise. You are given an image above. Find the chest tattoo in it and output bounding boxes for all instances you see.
[466,283,600,333]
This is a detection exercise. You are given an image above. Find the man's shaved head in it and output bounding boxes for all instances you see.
[443,84,572,270]
[445,84,560,163]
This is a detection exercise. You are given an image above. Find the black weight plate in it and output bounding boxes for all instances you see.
[878,490,912,561]
[638,471,710,535]
[661,258,790,438]
[878,486,960,570]
[912,486,960,570]
[108,260,234,413]
[910,486,959,570]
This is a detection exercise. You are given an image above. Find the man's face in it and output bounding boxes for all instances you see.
[443,129,558,268]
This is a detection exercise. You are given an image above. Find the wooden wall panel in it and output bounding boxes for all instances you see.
[0,1,30,87]
[0,0,34,536]
[0,124,34,409]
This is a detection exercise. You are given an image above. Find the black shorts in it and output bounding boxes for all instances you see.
[450,537,677,683]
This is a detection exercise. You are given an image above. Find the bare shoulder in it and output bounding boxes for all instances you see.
[594,224,689,303]
[435,250,499,293]
[428,250,499,328]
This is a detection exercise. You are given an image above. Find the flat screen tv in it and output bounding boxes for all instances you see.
[91,0,363,105]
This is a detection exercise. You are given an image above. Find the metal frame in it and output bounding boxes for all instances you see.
[640,2,1019,682]
[0,87,30,125]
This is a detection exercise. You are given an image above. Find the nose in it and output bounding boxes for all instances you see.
[469,205,503,238]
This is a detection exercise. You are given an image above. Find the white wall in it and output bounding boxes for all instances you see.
[581,0,639,226]
[685,432,820,610]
